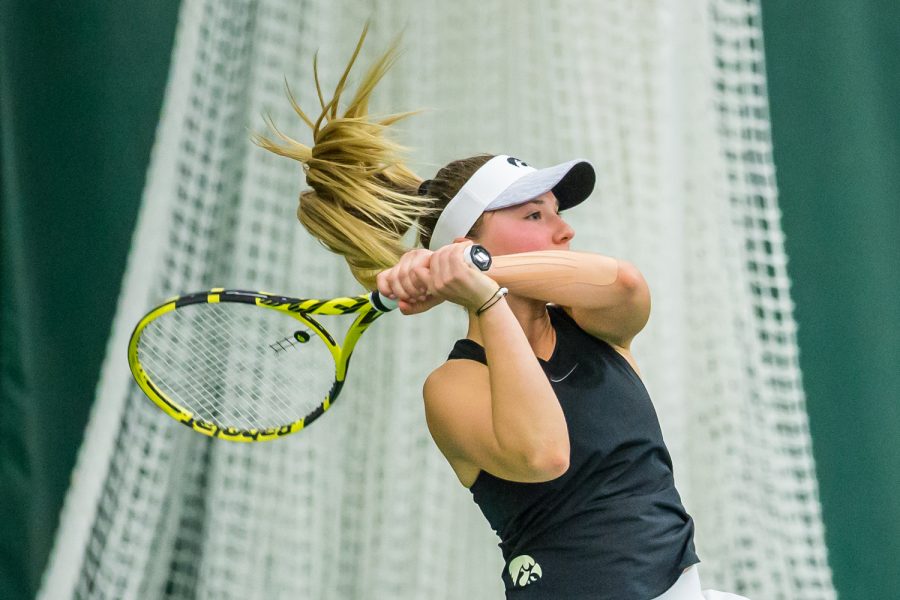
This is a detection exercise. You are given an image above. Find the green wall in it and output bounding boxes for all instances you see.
[0,2,181,598]
[762,0,900,597]
[1,2,897,599]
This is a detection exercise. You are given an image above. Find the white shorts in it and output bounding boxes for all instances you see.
[651,565,751,600]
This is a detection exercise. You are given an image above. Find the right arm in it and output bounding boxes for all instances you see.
[424,296,570,486]
[488,251,650,348]
[378,243,570,485]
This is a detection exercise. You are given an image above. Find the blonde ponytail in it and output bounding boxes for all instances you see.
[253,24,427,289]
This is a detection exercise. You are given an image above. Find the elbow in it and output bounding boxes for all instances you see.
[524,443,570,482]
[615,261,645,293]
[497,426,570,482]
[618,261,652,326]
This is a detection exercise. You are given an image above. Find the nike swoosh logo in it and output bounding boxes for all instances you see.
[549,364,578,383]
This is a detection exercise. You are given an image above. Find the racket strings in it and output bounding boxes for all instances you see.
[138,302,335,430]
[153,311,319,426]
[172,306,298,425]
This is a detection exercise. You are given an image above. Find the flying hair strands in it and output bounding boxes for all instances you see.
[253,24,426,289]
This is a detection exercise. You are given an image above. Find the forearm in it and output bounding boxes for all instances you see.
[475,300,569,472]
[487,251,629,309]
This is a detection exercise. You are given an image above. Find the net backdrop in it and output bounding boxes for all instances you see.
[39,1,836,598]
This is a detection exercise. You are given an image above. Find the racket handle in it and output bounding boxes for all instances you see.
[369,244,492,312]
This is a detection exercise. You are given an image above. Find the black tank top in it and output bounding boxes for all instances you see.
[447,306,699,599]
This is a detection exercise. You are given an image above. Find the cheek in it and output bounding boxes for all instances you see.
[482,222,548,255]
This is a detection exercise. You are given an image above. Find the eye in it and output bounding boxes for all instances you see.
[526,211,541,220]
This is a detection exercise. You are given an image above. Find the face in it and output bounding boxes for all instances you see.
[469,192,575,255]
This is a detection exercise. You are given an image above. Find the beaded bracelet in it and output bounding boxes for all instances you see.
[475,287,509,316]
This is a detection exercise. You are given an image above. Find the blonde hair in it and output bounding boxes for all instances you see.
[253,24,426,289]
[255,25,496,288]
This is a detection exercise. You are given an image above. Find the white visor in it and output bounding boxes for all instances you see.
[428,155,595,249]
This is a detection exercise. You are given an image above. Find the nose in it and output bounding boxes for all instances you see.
[554,216,575,245]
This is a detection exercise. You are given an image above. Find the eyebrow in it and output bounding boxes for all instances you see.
[520,199,561,209]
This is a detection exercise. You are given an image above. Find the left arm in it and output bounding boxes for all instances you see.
[487,251,651,347]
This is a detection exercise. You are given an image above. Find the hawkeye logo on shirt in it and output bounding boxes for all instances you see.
[508,554,542,588]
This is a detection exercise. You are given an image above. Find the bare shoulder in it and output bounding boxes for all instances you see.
[422,358,490,487]
[425,357,487,390]
[423,351,570,487]
[423,358,490,423]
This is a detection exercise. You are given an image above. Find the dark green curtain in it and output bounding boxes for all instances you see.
[1,2,897,599]
[0,2,181,598]
[761,1,900,598]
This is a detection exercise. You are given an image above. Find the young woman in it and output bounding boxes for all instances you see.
[256,27,749,600]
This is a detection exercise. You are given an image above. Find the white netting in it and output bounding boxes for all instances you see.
[39,1,835,598]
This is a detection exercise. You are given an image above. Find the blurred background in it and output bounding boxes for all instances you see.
[2,1,897,599]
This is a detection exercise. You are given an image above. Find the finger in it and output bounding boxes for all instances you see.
[412,251,434,294]
[376,269,396,299]
[411,248,434,269]
[398,294,443,315]
[397,299,416,315]
[399,265,422,298]
[388,273,412,301]
[450,243,468,276]
[411,266,433,300]
[436,244,465,290]
[417,294,445,311]
[429,249,445,295]
[396,250,430,296]
[398,297,428,315]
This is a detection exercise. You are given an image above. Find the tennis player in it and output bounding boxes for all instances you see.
[256,29,750,600]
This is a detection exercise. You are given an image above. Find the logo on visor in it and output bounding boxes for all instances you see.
[506,157,529,169]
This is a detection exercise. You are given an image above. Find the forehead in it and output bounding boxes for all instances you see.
[504,191,559,210]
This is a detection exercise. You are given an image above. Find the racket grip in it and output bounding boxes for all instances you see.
[369,244,492,312]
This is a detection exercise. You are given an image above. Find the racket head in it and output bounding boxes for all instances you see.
[128,289,382,441]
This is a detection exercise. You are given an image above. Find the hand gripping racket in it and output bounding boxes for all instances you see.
[128,245,492,442]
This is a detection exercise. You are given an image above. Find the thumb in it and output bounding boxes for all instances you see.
[398,295,443,315]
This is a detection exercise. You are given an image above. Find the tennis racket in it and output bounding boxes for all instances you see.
[128,244,492,442]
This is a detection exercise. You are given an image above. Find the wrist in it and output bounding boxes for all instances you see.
[474,287,509,316]
[458,277,500,311]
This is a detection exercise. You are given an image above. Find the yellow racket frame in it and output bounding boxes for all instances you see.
[127,288,389,442]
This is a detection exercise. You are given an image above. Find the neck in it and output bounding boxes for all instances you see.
[467,294,556,360]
